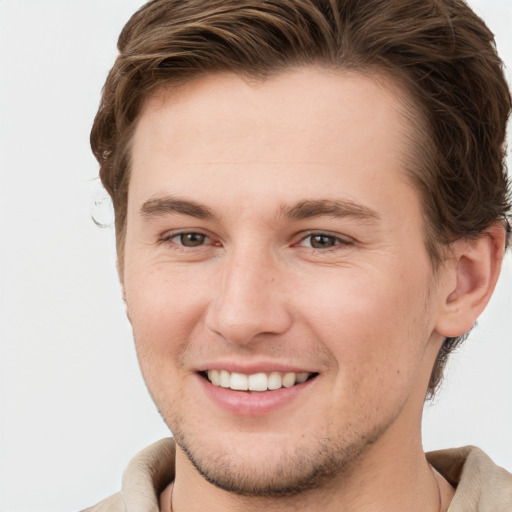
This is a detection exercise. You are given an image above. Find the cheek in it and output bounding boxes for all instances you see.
[124,263,209,364]
[297,267,433,384]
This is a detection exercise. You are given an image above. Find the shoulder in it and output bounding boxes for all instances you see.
[81,438,176,512]
[427,446,512,511]
[80,492,124,512]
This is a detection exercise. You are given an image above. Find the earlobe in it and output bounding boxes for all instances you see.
[435,223,506,338]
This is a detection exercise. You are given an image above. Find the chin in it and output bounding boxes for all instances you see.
[170,418,381,497]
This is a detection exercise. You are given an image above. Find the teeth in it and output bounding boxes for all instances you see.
[209,369,220,386]
[268,371,282,390]
[219,370,230,388]
[282,372,296,388]
[296,372,309,383]
[206,370,312,392]
[230,372,248,391]
[248,373,268,391]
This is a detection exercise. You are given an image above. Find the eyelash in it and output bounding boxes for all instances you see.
[159,230,353,252]
[160,231,215,250]
[296,232,353,250]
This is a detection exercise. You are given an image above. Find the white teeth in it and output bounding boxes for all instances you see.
[205,370,313,391]
[219,370,230,388]
[282,372,296,388]
[248,373,268,391]
[207,370,220,386]
[230,372,248,391]
[268,371,282,390]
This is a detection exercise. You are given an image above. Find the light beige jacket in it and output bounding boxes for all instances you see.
[82,439,512,512]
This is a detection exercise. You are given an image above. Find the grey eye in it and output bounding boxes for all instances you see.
[309,234,338,249]
[179,233,207,247]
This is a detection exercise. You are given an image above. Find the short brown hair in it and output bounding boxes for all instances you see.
[91,0,511,396]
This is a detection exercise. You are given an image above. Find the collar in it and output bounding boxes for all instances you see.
[427,446,512,511]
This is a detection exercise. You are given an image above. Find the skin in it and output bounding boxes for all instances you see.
[122,68,479,511]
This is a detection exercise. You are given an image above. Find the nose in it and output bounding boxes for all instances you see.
[205,248,293,345]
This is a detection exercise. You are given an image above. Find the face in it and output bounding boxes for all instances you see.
[124,68,447,495]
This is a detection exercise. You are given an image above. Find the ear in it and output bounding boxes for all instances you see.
[435,223,507,338]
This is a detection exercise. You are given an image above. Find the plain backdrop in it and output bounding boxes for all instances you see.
[0,1,511,511]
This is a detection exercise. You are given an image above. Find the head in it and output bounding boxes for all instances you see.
[90,2,512,500]
[91,0,511,398]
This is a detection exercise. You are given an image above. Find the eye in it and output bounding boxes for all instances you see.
[308,234,338,249]
[298,233,351,249]
[169,232,209,247]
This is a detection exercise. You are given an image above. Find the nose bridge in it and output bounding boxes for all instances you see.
[206,242,291,344]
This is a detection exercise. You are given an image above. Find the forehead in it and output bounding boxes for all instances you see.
[135,68,412,153]
[129,68,419,223]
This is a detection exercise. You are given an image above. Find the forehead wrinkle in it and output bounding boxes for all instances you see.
[140,195,219,221]
[279,199,381,222]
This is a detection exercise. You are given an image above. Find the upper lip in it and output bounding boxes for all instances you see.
[196,360,316,374]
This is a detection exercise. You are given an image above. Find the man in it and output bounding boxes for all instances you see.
[85,0,512,510]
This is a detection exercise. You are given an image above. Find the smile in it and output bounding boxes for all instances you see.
[205,370,315,392]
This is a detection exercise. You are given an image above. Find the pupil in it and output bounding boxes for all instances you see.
[181,233,205,246]
[311,235,334,248]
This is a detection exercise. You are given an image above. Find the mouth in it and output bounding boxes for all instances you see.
[201,370,318,392]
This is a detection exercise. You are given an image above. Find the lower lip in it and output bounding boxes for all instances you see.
[197,374,316,417]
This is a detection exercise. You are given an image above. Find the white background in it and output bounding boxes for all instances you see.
[0,1,511,511]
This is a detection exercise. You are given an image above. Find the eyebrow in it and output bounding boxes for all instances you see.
[139,196,380,223]
[140,196,218,220]
[280,199,380,222]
